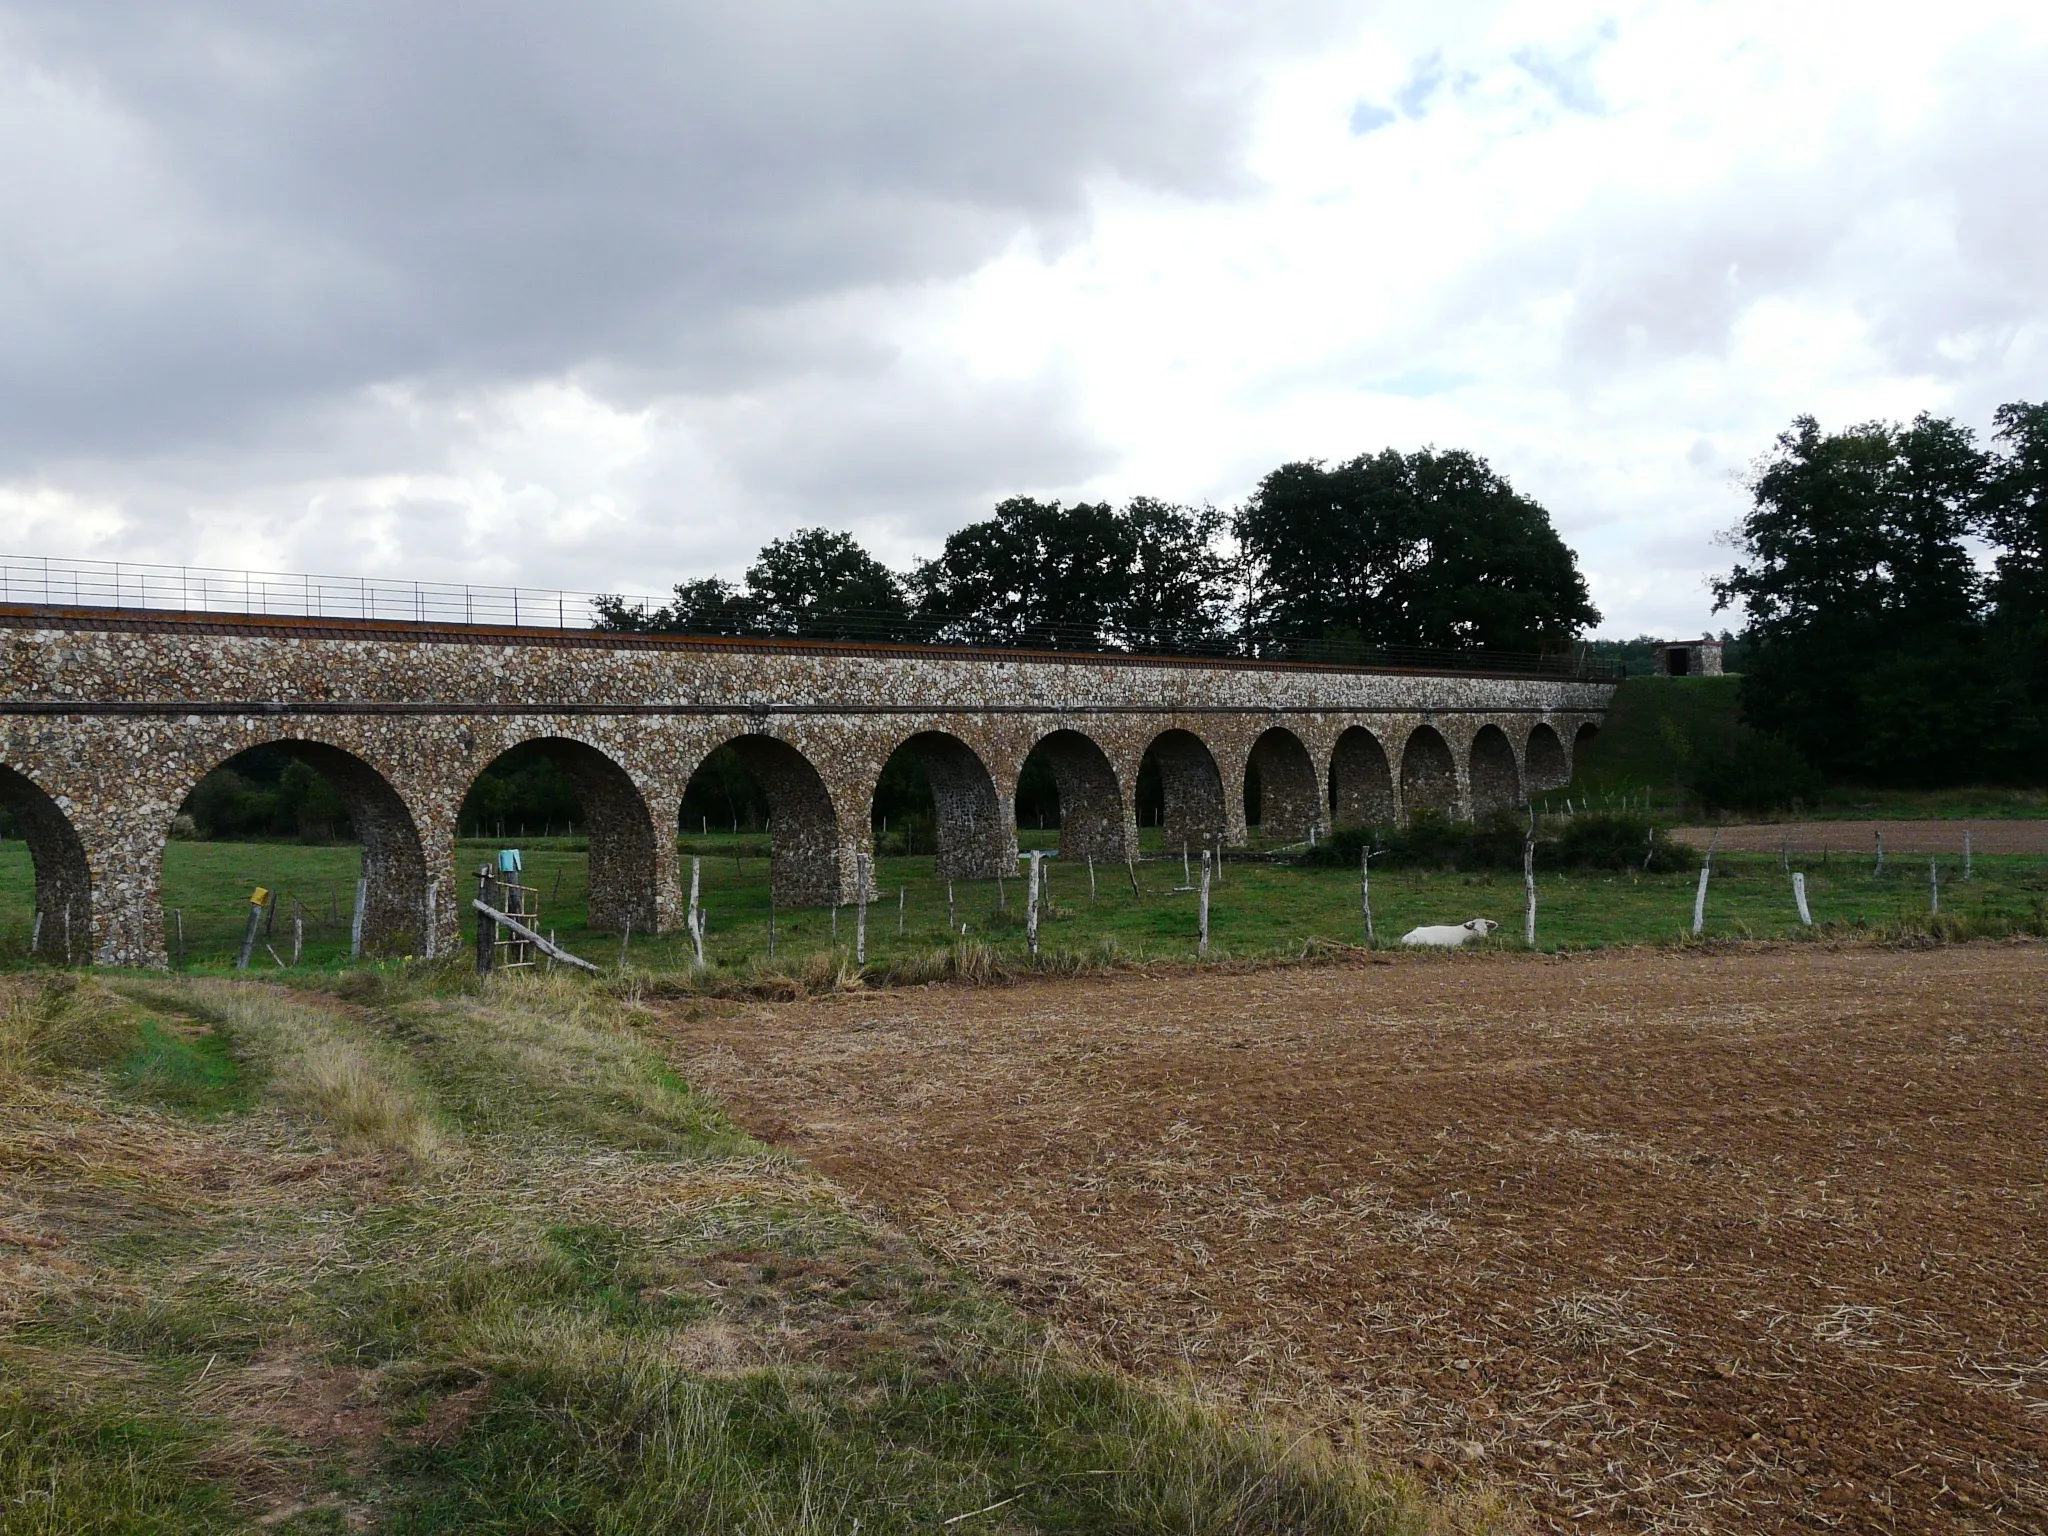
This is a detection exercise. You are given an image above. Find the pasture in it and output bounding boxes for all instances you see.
[2,831,2045,974]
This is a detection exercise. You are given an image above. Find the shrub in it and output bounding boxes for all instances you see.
[1690,733,1825,813]
[1305,810,1689,873]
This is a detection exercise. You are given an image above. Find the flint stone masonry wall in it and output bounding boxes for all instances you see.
[0,609,1613,967]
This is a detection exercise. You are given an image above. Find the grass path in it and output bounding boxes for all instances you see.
[1,968,1452,1534]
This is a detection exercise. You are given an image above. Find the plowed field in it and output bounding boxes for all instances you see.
[661,944,2048,1533]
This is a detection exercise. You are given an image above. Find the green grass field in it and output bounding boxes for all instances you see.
[4,830,2043,975]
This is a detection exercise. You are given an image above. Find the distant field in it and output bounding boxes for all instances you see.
[3,830,2044,970]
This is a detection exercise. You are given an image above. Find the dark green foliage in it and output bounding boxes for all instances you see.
[457,742,583,838]
[1305,811,1689,873]
[746,527,912,639]
[179,746,352,842]
[1714,406,2048,786]
[1548,812,1693,873]
[1687,735,1826,815]
[1234,448,1599,652]
[680,743,772,835]
[594,527,914,641]
[911,497,1230,650]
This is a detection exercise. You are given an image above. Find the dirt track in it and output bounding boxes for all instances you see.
[662,945,2048,1533]
[1673,820,2048,855]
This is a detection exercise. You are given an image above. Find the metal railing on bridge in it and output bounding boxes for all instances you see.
[0,552,1621,681]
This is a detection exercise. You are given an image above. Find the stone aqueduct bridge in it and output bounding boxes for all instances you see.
[1,606,1614,967]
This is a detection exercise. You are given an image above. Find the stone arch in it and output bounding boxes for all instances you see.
[1245,727,1319,842]
[1526,723,1568,792]
[1399,725,1460,820]
[1574,720,1599,753]
[1469,725,1523,815]
[876,731,1010,880]
[182,740,431,956]
[1329,727,1397,828]
[466,737,658,935]
[1019,729,1130,862]
[0,762,92,963]
[1142,728,1228,856]
[698,735,843,908]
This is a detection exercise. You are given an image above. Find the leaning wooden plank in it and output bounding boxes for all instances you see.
[471,901,602,974]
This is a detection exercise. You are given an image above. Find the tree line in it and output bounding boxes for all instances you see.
[1715,401,2048,787]
[595,447,1601,657]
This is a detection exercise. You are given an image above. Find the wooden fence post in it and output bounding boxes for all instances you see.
[1523,824,1537,949]
[235,886,268,971]
[855,853,868,965]
[1360,846,1374,945]
[1026,850,1042,956]
[1197,850,1211,958]
[476,867,495,974]
[1793,871,1813,926]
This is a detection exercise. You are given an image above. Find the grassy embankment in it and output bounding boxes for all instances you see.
[0,969,1453,1533]
[1562,674,2048,819]
[2,830,2043,976]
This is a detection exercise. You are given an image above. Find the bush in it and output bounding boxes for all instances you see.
[1304,810,1690,873]
[1690,734,1824,814]
[1549,811,1692,873]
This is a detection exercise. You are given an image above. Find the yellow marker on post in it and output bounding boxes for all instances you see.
[236,888,270,970]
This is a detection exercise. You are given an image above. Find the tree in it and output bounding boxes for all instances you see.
[911,498,1134,648]
[1712,413,2007,784]
[591,577,756,635]
[1113,498,1232,652]
[1233,449,1599,654]
[593,528,908,639]
[744,527,910,640]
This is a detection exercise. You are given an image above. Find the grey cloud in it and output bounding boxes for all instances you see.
[0,0,1346,465]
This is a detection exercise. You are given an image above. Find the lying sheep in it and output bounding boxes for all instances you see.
[1400,918,1499,948]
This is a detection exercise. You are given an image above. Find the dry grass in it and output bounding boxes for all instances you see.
[5,966,1447,1533]
[115,976,445,1161]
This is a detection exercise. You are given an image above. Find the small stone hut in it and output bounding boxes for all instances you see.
[1652,637,1724,677]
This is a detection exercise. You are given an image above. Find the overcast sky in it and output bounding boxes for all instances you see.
[3,0,2044,637]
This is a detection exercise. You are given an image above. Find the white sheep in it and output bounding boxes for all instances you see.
[1399,918,1499,948]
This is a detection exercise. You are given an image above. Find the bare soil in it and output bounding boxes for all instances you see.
[1673,820,2048,855]
[661,944,2048,1534]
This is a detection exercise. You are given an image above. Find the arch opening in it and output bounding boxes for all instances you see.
[1329,727,1397,828]
[1140,729,1227,856]
[690,736,841,908]
[1018,730,1129,862]
[1525,723,1568,793]
[1469,725,1523,815]
[873,732,1007,879]
[463,739,656,935]
[1245,728,1319,843]
[0,764,91,963]
[1399,725,1460,821]
[179,741,429,957]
